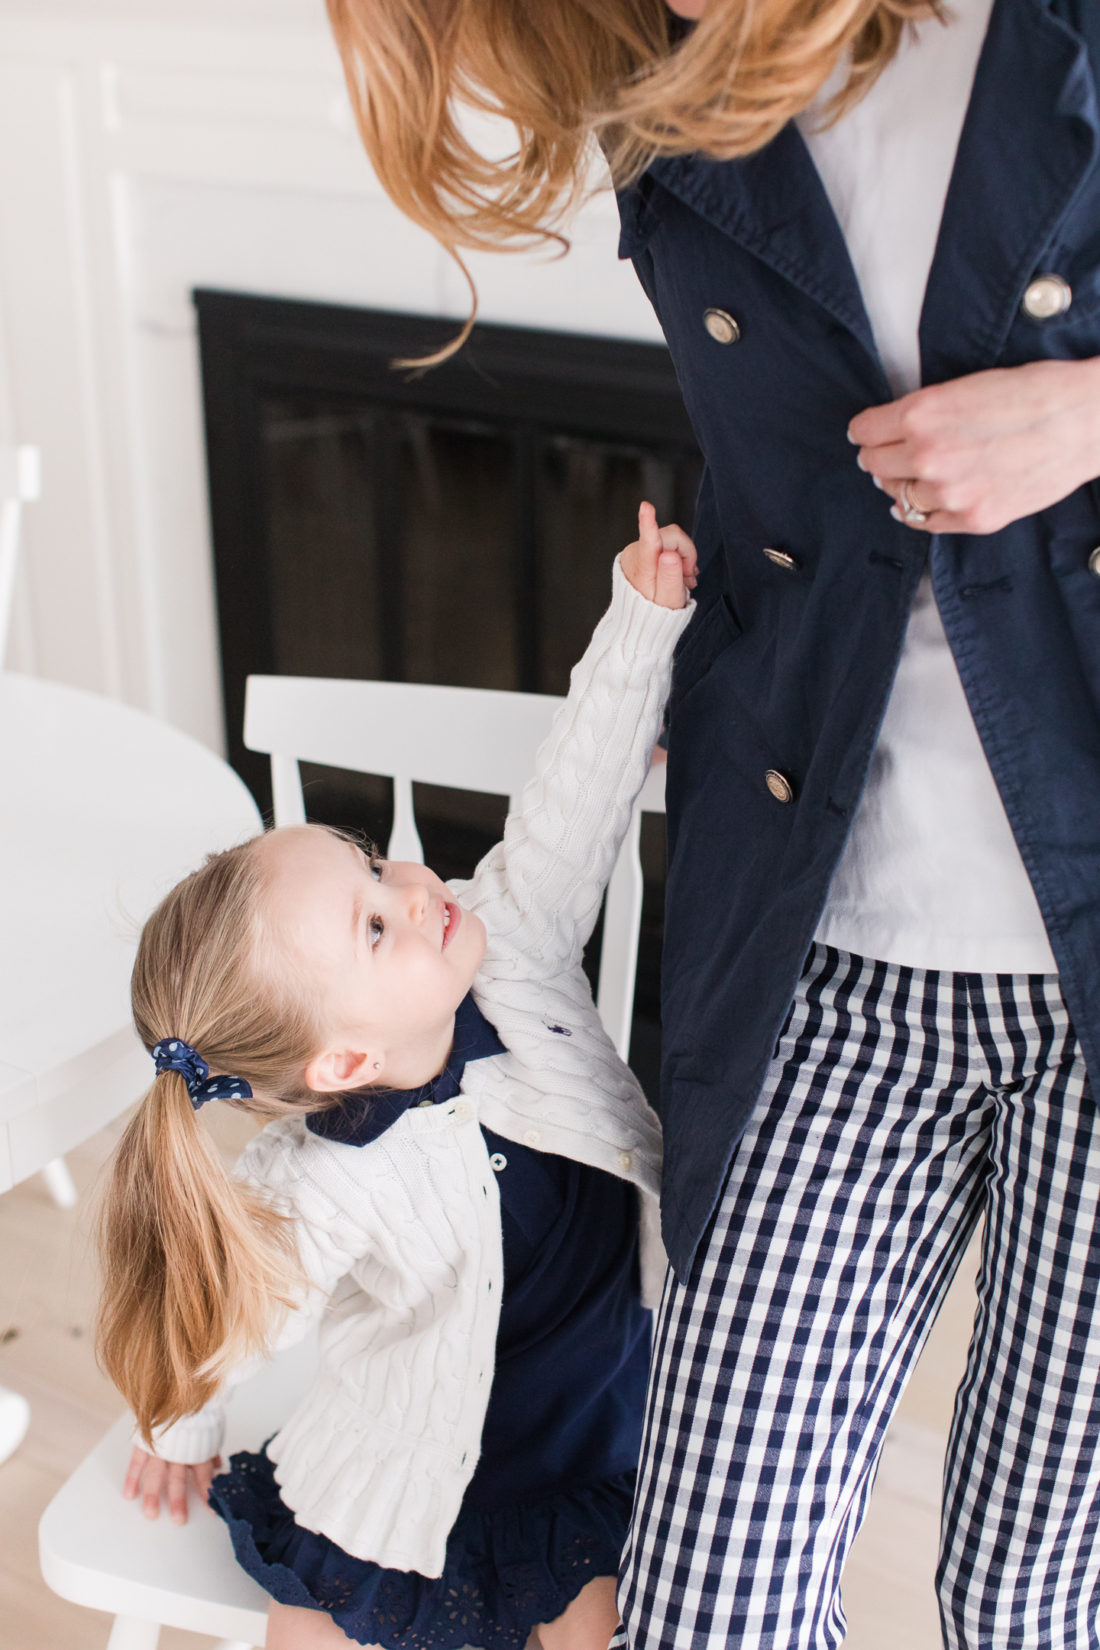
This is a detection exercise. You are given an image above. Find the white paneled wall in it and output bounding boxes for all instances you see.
[0,0,663,748]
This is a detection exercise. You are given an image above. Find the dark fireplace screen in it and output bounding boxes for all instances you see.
[194,289,702,1094]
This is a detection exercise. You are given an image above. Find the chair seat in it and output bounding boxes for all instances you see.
[39,1337,318,1644]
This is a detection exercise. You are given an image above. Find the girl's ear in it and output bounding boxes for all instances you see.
[304,1045,381,1094]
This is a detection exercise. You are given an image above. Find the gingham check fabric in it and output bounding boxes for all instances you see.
[614,945,1097,1650]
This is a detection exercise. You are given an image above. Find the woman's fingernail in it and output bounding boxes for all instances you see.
[847,429,858,444]
[873,476,884,491]
[856,453,866,471]
[889,505,902,522]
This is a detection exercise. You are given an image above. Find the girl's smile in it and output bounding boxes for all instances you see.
[258,825,487,1093]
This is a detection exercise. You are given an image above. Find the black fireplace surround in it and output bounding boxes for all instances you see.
[194,288,702,1091]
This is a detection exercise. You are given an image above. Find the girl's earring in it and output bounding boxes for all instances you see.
[373,1061,382,1071]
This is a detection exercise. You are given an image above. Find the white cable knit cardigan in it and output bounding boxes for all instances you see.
[146,561,693,1577]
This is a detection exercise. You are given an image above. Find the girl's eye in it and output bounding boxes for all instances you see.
[368,849,385,882]
[368,914,385,949]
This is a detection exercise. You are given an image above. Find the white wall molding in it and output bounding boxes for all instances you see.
[0,1,663,747]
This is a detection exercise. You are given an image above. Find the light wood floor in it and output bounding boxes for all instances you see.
[0,1106,981,1650]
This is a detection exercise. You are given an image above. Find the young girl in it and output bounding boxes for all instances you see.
[97,505,696,1650]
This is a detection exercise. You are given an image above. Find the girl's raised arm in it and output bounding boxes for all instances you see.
[458,507,696,979]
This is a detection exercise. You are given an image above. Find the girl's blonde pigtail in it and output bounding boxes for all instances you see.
[96,1069,299,1447]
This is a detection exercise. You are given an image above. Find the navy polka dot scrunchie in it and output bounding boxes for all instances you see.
[151,1039,252,1109]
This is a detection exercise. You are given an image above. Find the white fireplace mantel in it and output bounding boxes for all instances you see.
[0,0,663,750]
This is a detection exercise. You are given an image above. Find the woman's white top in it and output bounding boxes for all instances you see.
[142,561,692,1577]
[799,0,1057,973]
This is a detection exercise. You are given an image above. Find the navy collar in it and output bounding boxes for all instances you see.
[307,993,505,1147]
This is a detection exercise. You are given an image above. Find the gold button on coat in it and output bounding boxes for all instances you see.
[703,307,741,344]
[763,547,799,571]
[1089,547,1100,577]
[1021,274,1072,320]
[765,769,795,803]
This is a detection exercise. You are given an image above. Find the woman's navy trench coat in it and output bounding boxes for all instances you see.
[617,0,1100,1278]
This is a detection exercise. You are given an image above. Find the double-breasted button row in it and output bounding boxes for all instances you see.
[765,769,795,804]
[1089,547,1100,578]
[1022,273,1072,320]
[708,277,1072,342]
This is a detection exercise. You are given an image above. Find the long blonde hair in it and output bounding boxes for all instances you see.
[327,0,942,317]
[96,833,337,1447]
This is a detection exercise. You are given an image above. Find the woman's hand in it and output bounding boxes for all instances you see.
[621,501,699,607]
[123,1444,222,1524]
[849,357,1100,534]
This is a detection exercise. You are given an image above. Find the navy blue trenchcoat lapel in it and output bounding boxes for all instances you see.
[920,0,1099,383]
[647,131,883,375]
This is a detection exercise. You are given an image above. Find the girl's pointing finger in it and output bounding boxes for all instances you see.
[637,500,662,551]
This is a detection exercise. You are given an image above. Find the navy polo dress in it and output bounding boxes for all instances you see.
[208,994,651,1649]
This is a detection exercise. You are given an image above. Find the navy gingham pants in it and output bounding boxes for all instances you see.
[615,945,1098,1650]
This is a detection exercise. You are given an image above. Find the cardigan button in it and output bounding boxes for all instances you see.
[1088,547,1100,577]
[762,547,799,571]
[1021,274,1072,320]
[453,1099,473,1122]
[619,1151,634,1174]
[765,769,795,803]
[489,1152,507,1172]
[703,307,740,345]
[522,1128,542,1147]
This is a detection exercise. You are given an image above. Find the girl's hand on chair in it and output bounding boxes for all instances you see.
[123,1443,223,1524]
[621,501,698,609]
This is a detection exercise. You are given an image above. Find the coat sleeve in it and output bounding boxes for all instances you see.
[456,558,694,977]
[139,1122,377,1464]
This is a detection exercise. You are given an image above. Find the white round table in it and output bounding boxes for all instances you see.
[0,672,262,1458]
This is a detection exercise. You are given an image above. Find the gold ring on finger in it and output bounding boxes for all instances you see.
[898,479,929,526]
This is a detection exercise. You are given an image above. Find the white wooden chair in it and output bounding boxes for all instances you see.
[245,673,665,1058]
[39,669,666,1648]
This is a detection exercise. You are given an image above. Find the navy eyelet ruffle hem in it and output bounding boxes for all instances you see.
[209,1444,634,1650]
